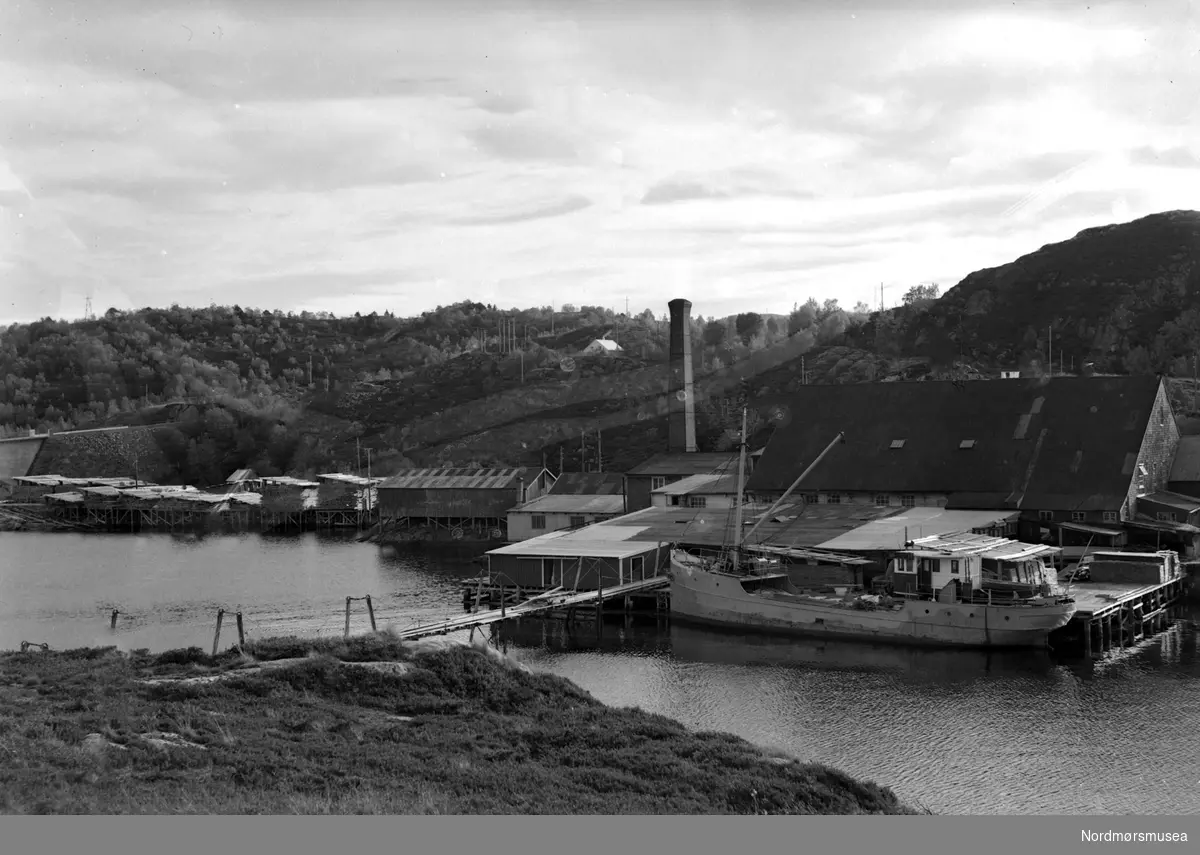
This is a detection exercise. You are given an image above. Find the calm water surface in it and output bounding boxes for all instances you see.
[2,531,1198,816]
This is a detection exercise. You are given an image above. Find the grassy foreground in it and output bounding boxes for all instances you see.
[0,632,923,815]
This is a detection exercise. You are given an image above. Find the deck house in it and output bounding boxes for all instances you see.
[484,526,669,590]
[886,532,1062,601]
[747,376,1180,541]
[623,452,738,512]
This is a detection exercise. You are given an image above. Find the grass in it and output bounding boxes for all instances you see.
[0,632,925,815]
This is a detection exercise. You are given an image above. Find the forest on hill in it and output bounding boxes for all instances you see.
[3,209,1199,485]
[0,297,865,484]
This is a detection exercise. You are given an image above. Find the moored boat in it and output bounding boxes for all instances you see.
[668,411,1077,649]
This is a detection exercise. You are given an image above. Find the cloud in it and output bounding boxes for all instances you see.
[452,195,594,226]
[0,1,1195,326]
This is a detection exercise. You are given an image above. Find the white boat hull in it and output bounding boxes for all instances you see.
[670,558,1077,649]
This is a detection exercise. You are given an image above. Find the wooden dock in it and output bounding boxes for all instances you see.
[395,575,670,641]
[1058,576,1188,658]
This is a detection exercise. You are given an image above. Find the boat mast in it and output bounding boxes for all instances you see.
[741,431,846,546]
[730,407,749,571]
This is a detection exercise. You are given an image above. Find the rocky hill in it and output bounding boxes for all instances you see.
[904,210,1200,375]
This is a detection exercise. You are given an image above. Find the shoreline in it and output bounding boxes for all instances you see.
[0,631,925,815]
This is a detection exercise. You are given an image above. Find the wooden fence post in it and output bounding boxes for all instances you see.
[344,597,352,639]
[236,612,245,646]
[110,609,119,630]
[212,609,225,657]
[366,595,377,632]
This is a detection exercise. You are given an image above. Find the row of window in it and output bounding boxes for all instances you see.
[531,514,588,530]
[1038,510,1121,523]
[803,494,919,507]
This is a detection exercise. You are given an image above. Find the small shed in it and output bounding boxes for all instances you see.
[624,452,738,511]
[651,472,740,509]
[1137,490,1200,527]
[225,468,262,493]
[485,527,669,590]
[259,476,320,513]
[506,493,626,541]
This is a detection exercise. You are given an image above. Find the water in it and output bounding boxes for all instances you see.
[2,531,1198,815]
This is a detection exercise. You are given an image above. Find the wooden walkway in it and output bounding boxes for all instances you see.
[394,575,670,641]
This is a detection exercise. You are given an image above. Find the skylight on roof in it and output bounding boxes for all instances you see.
[959,439,976,449]
[890,439,906,449]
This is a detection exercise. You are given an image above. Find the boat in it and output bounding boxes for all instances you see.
[668,411,1078,648]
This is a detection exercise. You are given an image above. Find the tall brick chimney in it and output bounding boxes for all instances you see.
[667,298,697,453]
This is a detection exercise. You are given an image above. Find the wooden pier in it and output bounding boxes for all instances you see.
[1055,576,1188,658]
[396,575,670,641]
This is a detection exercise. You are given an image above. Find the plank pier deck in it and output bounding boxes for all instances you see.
[1057,576,1188,658]
[397,575,670,641]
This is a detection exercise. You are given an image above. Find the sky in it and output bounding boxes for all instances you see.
[1,0,1198,325]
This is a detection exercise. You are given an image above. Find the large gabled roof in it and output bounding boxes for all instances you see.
[625,452,738,477]
[1169,435,1200,483]
[547,472,625,495]
[747,376,1163,511]
[379,467,529,490]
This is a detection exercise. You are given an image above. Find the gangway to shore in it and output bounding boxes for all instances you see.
[393,575,670,641]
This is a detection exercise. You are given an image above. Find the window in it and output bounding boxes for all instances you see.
[874,494,889,506]
[569,515,585,528]
[959,439,976,449]
[531,514,546,529]
[901,495,915,508]
[650,476,667,490]
[687,495,707,508]
[1157,511,1177,522]
[890,439,906,449]
[1070,511,1086,522]
[1102,511,1119,523]
[1038,510,1054,521]
[950,560,960,575]
[804,494,820,504]
[826,494,841,504]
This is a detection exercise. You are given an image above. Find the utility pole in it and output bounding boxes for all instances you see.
[560,445,564,475]
[365,448,373,513]
[597,428,603,473]
[581,429,587,473]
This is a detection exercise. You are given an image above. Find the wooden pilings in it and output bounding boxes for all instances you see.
[1066,576,1186,659]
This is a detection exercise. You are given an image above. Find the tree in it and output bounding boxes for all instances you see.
[903,284,941,307]
[735,312,763,346]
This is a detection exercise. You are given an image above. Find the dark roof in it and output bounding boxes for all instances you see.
[747,376,1164,512]
[1169,435,1200,483]
[547,472,625,495]
[1138,491,1200,513]
[586,502,902,551]
[625,452,738,478]
[379,467,529,490]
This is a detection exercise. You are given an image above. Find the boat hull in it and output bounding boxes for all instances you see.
[670,560,1076,649]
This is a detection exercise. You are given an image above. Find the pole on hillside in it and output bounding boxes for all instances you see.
[581,429,586,473]
[344,597,352,638]
[365,595,376,632]
[236,611,245,646]
[598,429,603,473]
[110,609,119,630]
[560,446,565,476]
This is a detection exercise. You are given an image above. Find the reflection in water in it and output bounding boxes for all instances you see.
[2,532,1198,816]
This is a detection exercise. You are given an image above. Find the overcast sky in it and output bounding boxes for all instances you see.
[1,0,1198,325]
